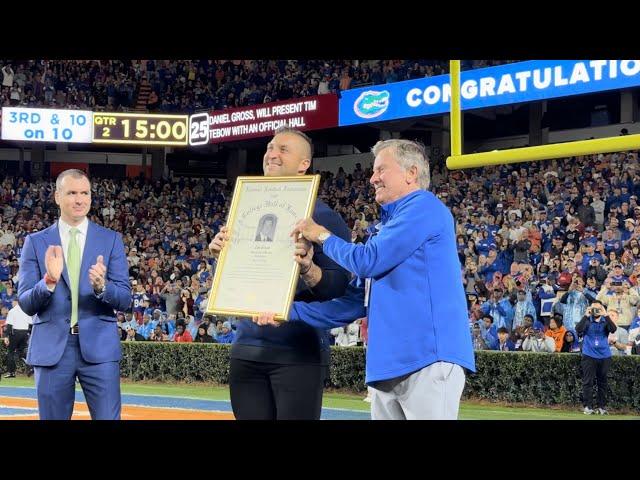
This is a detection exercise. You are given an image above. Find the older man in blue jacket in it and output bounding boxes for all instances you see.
[255,140,475,419]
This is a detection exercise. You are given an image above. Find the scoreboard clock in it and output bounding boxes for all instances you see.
[92,113,189,146]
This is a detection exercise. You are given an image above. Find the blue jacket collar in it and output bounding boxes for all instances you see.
[380,190,425,223]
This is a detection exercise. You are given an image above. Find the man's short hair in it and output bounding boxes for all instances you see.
[273,126,314,158]
[371,139,431,190]
[55,169,90,190]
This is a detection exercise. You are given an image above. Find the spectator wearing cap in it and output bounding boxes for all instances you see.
[599,276,639,330]
[471,323,488,350]
[584,276,600,302]
[522,326,556,353]
[480,287,514,331]
[622,218,635,243]
[124,325,145,342]
[608,263,629,284]
[585,257,607,284]
[580,242,604,274]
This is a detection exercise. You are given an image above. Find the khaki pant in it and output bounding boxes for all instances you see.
[370,361,466,420]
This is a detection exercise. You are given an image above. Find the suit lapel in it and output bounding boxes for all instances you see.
[46,223,71,290]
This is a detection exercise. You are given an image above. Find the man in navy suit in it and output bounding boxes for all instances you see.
[18,169,131,420]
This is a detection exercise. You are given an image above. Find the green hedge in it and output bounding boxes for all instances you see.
[465,350,640,411]
[3,343,640,411]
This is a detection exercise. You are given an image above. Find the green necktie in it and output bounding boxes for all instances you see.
[67,227,81,328]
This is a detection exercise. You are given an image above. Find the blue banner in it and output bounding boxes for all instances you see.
[339,60,640,126]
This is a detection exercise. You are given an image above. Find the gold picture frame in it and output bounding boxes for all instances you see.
[206,175,320,321]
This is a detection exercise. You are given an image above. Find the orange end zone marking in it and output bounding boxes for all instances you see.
[0,396,235,420]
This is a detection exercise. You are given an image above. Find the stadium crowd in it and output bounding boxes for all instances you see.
[1,148,640,356]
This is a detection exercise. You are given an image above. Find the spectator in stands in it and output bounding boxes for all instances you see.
[606,309,629,356]
[137,313,155,340]
[330,322,360,347]
[216,321,235,344]
[150,325,168,342]
[124,325,145,342]
[471,323,488,350]
[496,327,515,351]
[522,327,556,353]
[560,330,581,353]
[545,313,567,352]
[173,324,193,342]
[194,325,216,343]
[479,314,499,350]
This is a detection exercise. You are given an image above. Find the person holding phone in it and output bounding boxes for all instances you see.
[575,300,617,415]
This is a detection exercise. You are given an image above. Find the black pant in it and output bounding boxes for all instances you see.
[229,358,325,420]
[581,355,611,409]
[7,330,29,374]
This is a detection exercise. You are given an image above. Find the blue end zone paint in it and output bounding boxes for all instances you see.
[0,386,370,420]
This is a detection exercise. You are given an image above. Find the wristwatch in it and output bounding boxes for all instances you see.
[318,232,331,245]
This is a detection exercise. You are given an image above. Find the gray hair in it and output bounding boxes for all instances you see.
[273,126,314,159]
[371,139,431,190]
[55,169,90,190]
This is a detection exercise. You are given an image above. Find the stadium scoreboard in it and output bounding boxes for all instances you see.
[92,112,189,146]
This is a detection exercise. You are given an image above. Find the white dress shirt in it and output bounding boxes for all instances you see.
[6,304,33,330]
[58,217,88,265]
[46,217,89,292]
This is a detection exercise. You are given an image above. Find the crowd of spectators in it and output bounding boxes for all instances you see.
[1,59,516,113]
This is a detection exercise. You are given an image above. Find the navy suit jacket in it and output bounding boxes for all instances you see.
[18,221,131,366]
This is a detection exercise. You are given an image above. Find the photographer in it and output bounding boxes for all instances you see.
[575,300,617,415]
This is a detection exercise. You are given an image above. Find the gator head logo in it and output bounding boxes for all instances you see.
[353,90,390,119]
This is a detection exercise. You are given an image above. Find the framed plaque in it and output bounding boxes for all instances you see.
[206,175,320,321]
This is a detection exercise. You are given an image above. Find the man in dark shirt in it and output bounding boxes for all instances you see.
[209,127,350,420]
